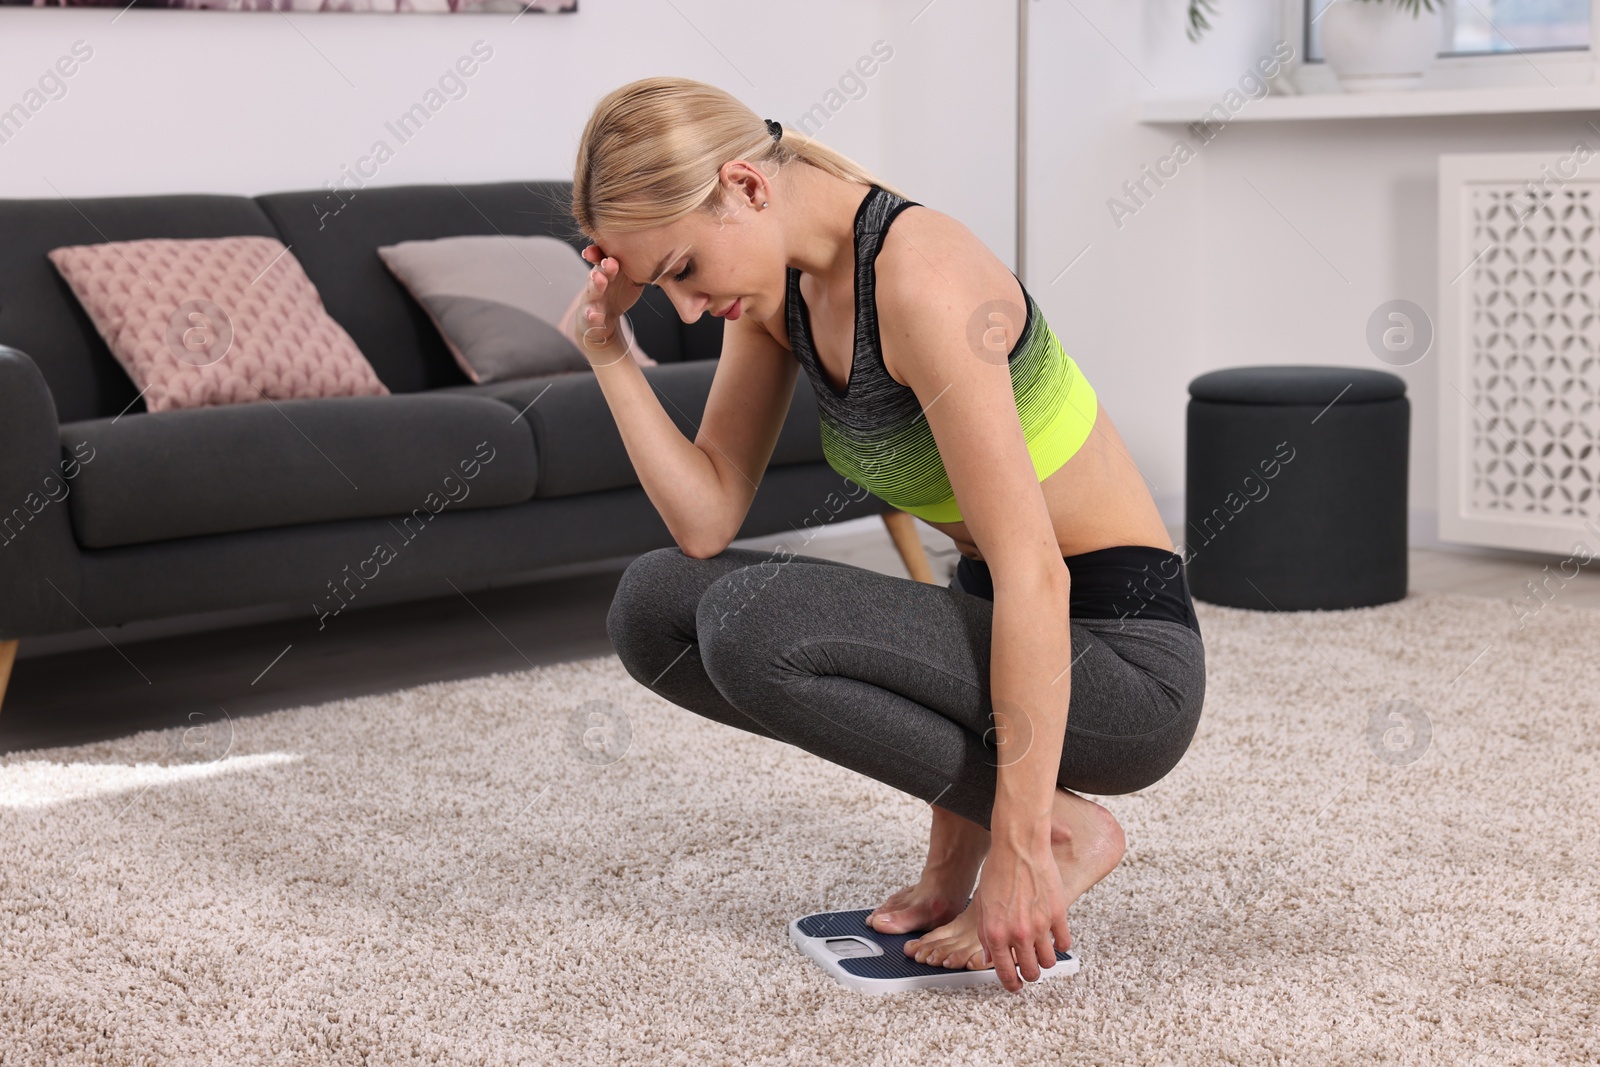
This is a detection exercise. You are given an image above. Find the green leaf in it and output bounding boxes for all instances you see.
[1186,0,1219,42]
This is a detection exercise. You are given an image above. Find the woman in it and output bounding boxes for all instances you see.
[569,77,1205,994]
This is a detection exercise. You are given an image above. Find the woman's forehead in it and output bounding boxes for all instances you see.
[603,228,695,286]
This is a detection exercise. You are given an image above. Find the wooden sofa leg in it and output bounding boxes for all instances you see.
[0,639,17,717]
[881,510,937,584]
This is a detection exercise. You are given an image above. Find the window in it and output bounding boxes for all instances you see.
[1450,0,1590,53]
[1306,0,1591,60]
[1294,0,1598,90]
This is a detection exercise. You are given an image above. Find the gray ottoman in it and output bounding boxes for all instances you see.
[1185,365,1409,611]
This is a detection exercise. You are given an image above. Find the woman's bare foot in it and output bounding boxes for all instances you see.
[867,805,991,936]
[904,786,1126,970]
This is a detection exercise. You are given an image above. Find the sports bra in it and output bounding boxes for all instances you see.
[785,184,1100,524]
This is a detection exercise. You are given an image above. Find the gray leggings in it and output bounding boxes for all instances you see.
[605,545,1207,830]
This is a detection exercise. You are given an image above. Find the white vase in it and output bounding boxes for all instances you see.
[1321,0,1445,91]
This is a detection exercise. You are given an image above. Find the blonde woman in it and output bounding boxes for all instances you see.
[573,77,1205,994]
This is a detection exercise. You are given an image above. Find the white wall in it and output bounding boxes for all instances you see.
[0,2,1014,253]
[1027,0,1594,549]
[1197,112,1585,543]
[1026,0,1322,530]
[1024,0,1217,530]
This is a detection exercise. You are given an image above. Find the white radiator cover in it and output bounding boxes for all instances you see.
[1438,151,1600,556]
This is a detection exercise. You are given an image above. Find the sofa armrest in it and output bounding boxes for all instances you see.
[0,345,86,639]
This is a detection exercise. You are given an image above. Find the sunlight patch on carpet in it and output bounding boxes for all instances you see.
[0,753,303,810]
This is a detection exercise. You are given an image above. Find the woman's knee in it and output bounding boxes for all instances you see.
[694,565,792,696]
[695,566,768,653]
[694,562,768,637]
[606,546,697,660]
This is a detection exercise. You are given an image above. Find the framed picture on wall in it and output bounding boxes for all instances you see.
[0,0,575,11]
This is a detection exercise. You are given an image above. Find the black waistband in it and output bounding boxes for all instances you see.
[952,545,1202,638]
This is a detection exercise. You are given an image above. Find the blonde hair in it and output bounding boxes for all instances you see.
[571,76,910,238]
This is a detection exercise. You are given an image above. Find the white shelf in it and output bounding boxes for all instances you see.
[1139,83,1600,123]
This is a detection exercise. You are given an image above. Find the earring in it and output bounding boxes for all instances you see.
[762,201,769,208]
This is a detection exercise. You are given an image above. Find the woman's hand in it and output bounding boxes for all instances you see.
[972,835,1071,993]
[573,244,645,364]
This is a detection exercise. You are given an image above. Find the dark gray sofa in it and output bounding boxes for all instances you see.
[0,179,897,709]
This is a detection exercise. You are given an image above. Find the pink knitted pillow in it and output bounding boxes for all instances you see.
[47,236,389,413]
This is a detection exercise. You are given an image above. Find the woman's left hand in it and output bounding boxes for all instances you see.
[972,837,1071,993]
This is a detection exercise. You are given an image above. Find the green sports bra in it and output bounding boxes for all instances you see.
[785,184,1099,524]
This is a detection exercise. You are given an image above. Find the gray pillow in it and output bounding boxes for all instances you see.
[377,234,655,383]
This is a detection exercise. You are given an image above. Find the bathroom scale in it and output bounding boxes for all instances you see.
[789,907,1080,994]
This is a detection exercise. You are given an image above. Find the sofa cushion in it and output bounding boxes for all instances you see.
[376,233,656,382]
[0,192,282,423]
[438,360,824,498]
[60,393,537,549]
[254,181,699,397]
[48,235,390,412]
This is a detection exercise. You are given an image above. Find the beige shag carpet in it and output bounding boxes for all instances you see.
[2,590,1596,1066]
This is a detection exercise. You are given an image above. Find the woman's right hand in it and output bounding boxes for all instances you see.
[573,245,644,364]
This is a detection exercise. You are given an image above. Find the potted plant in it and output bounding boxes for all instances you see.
[1188,0,1444,92]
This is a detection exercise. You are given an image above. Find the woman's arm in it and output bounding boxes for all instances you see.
[873,213,1075,993]
[982,555,1075,986]
[575,254,799,558]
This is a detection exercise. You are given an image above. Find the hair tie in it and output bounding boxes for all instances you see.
[764,118,783,143]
